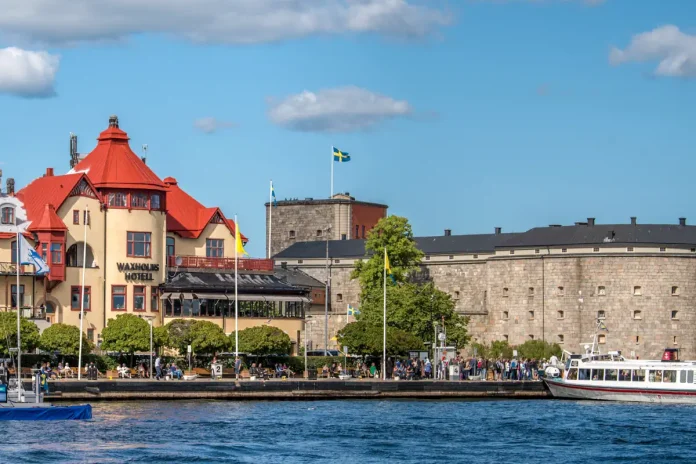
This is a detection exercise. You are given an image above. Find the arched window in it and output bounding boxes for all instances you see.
[166,237,175,257]
[10,241,16,264]
[1,206,15,225]
[66,243,96,267]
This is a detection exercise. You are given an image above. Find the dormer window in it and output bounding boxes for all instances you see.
[1,206,15,225]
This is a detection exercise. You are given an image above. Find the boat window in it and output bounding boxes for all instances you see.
[591,369,605,381]
[567,369,578,380]
[571,361,579,367]
[632,370,645,382]
[649,370,663,382]
[565,359,571,371]
[663,370,677,383]
[689,371,694,384]
[605,369,618,381]
[680,371,687,383]
[579,369,590,380]
[618,370,631,381]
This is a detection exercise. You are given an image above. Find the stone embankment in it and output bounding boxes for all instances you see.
[42,379,549,401]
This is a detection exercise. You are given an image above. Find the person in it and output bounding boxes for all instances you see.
[138,363,146,378]
[369,363,378,378]
[119,363,131,379]
[386,357,394,380]
[234,357,242,380]
[424,359,432,379]
[155,356,162,380]
[40,367,49,394]
[549,354,559,367]
[170,363,182,380]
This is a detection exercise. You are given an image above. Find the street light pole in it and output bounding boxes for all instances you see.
[324,225,331,354]
[149,319,153,379]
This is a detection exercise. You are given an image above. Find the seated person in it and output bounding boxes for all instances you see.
[118,364,131,378]
[138,363,147,378]
[170,363,183,380]
[322,365,329,378]
[62,363,73,378]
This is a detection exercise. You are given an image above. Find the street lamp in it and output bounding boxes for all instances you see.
[139,315,155,379]
[304,319,316,379]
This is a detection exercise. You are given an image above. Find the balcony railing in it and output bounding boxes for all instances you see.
[168,255,274,272]
[0,263,34,275]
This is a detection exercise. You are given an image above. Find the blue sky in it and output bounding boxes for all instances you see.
[1,0,695,256]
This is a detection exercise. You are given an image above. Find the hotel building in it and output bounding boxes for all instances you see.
[4,116,311,352]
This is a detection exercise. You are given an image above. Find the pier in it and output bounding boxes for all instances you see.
[41,379,549,401]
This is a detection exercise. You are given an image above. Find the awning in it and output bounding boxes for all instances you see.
[160,292,308,303]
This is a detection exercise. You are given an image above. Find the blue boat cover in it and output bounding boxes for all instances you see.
[0,404,92,421]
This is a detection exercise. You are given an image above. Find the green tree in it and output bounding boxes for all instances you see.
[489,340,514,359]
[164,319,196,355]
[39,323,92,356]
[153,326,169,350]
[337,320,424,357]
[101,314,150,361]
[351,216,470,348]
[516,340,562,360]
[189,321,229,354]
[0,312,40,354]
[234,326,292,356]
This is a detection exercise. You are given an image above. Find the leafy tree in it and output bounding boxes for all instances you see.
[189,321,229,354]
[0,312,40,354]
[516,340,562,360]
[39,323,92,356]
[164,319,196,355]
[234,326,292,356]
[351,216,470,348]
[337,320,424,357]
[153,326,169,350]
[101,314,150,359]
[490,340,514,359]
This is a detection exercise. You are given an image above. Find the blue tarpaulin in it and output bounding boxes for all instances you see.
[0,404,92,421]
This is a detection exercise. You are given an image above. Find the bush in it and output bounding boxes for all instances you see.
[232,326,292,356]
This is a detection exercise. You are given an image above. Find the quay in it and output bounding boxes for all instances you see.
[40,379,549,401]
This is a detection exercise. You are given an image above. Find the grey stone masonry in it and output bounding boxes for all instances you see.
[281,253,696,359]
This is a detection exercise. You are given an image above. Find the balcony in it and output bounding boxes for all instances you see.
[168,255,274,272]
[0,263,37,276]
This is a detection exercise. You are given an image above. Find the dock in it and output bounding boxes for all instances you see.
[41,379,550,401]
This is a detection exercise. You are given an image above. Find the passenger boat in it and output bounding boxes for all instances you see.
[544,331,696,404]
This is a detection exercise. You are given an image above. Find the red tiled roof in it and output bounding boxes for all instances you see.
[72,118,166,191]
[17,172,95,230]
[28,204,67,232]
[164,177,247,241]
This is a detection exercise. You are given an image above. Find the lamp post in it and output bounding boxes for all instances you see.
[139,315,155,378]
[304,319,315,379]
[323,225,331,355]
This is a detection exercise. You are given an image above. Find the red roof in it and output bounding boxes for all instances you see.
[17,172,96,231]
[164,176,246,241]
[28,204,68,232]
[72,116,166,191]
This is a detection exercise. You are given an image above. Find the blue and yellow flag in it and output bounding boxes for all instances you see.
[333,146,350,162]
[271,182,277,207]
[347,304,360,316]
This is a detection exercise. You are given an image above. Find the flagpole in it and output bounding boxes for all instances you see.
[15,229,21,399]
[383,247,387,380]
[77,205,88,380]
[234,215,239,362]
[330,146,334,198]
[268,180,272,259]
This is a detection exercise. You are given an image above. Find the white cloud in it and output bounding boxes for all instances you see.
[472,0,605,5]
[267,86,412,132]
[0,47,59,98]
[0,0,450,46]
[610,25,696,78]
[193,117,237,134]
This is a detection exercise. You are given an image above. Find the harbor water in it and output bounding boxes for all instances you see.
[0,399,693,463]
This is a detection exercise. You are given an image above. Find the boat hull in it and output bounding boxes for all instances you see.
[0,404,92,420]
[545,378,696,404]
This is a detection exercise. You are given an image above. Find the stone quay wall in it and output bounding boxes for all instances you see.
[291,254,696,359]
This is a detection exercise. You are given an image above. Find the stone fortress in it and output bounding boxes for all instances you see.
[269,196,696,359]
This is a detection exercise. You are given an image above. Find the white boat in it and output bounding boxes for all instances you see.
[544,326,696,404]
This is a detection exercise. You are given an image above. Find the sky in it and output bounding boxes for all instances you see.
[0,0,695,257]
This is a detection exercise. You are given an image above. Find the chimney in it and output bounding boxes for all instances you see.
[141,156,147,165]
[69,133,79,168]
[108,115,119,128]
[46,167,54,177]
[494,227,501,235]
[630,217,637,226]
[6,178,14,196]
[444,229,452,237]
[587,218,595,227]
[679,217,686,226]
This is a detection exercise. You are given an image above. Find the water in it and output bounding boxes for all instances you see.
[0,399,693,463]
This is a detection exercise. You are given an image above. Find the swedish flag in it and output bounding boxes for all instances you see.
[271,183,277,207]
[347,304,360,316]
[333,147,350,162]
